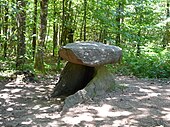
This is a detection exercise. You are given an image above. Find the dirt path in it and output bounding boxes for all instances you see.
[0,76,170,127]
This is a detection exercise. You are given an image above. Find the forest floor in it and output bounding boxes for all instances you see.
[0,74,170,127]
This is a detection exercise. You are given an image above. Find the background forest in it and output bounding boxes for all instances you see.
[0,0,170,78]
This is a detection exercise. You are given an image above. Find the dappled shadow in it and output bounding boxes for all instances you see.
[0,75,64,127]
[0,75,170,126]
[60,76,170,127]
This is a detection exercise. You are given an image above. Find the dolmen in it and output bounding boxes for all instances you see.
[51,41,122,109]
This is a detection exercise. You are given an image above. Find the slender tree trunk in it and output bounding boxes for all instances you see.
[68,29,74,43]
[53,24,58,56]
[45,25,50,48]
[135,2,143,56]
[80,21,83,40]
[136,30,141,56]
[53,0,57,56]
[61,0,73,45]
[0,4,1,37]
[11,0,17,55]
[32,0,37,59]
[163,0,170,48]
[58,0,66,68]
[3,1,9,58]
[167,0,169,18]
[83,0,87,41]
[57,24,60,46]
[115,2,122,46]
[99,29,103,42]
[60,0,66,46]
[53,4,57,56]
[0,3,3,53]
[68,0,74,43]
[16,0,26,70]
[103,29,107,44]
[34,0,48,72]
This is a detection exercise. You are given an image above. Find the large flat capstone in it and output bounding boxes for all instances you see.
[59,41,122,67]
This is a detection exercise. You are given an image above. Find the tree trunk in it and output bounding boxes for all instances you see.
[115,2,124,46]
[163,0,170,48]
[83,0,87,41]
[53,0,57,56]
[61,0,74,45]
[9,0,17,56]
[167,0,169,18]
[32,0,37,59]
[136,30,141,56]
[115,6,120,46]
[0,4,1,38]
[68,29,74,43]
[60,0,66,46]
[52,22,57,56]
[135,2,143,56]
[79,21,83,40]
[34,0,48,72]
[0,2,4,54]
[68,0,74,43]
[3,1,9,58]
[16,0,26,70]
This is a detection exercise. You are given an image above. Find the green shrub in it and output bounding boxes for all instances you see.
[111,47,170,78]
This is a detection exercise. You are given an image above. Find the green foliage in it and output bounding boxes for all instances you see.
[0,0,169,79]
[111,46,170,78]
[0,57,15,71]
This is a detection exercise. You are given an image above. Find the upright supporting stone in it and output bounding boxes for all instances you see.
[51,62,95,97]
[62,66,115,110]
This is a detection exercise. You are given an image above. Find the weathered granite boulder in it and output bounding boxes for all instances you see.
[59,41,122,67]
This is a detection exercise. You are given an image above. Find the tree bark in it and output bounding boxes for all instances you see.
[80,21,83,40]
[10,0,18,56]
[0,2,4,55]
[136,30,141,56]
[83,0,87,41]
[32,0,37,59]
[53,23,58,56]
[3,1,9,58]
[16,0,26,70]
[60,0,66,46]
[163,0,170,48]
[0,4,2,38]
[115,2,121,46]
[53,0,57,56]
[167,0,169,18]
[34,0,48,72]
[115,1,124,46]
[135,2,143,56]
[60,0,74,45]
[68,0,74,43]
